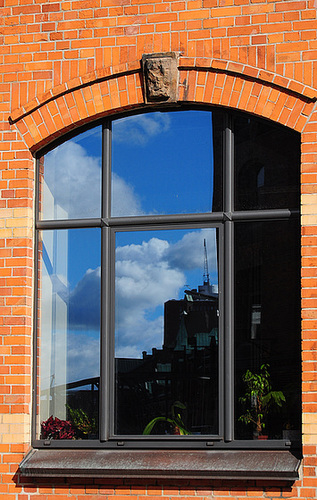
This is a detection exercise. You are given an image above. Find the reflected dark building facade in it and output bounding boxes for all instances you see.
[115,280,219,436]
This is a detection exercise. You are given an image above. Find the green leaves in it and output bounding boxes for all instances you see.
[239,364,286,436]
[262,390,286,408]
[66,405,97,436]
[143,416,190,435]
[143,401,191,435]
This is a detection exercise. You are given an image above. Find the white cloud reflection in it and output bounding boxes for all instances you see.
[113,113,171,146]
[115,237,186,357]
[44,113,173,220]
[44,141,101,219]
[165,229,218,271]
[45,141,144,219]
[111,172,143,216]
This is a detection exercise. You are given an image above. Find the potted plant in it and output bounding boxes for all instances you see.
[66,405,98,438]
[143,401,190,435]
[239,364,286,438]
[41,407,98,440]
[41,415,76,440]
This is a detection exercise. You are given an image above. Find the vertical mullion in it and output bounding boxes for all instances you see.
[32,157,40,442]
[100,225,111,441]
[100,123,112,441]
[103,122,111,220]
[218,223,225,439]
[224,114,234,442]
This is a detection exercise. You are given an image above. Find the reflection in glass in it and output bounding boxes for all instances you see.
[111,111,222,217]
[40,126,102,220]
[37,228,101,439]
[234,115,300,210]
[234,220,301,440]
[114,228,219,436]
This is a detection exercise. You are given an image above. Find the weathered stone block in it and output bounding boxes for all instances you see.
[142,52,179,104]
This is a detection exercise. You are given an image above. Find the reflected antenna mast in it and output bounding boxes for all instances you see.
[203,238,210,286]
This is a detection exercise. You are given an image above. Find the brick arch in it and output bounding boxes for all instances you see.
[9,57,317,152]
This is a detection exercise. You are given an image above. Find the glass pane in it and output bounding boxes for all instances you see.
[234,115,300,210]
[39,126,102,220]
[111,110,222,217]
[36,228,101,440]
[234,220,301,441]
[114,227,219,436]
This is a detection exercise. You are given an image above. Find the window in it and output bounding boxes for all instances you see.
[34,109,301,449]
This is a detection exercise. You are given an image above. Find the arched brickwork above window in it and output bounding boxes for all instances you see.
[9,56,317,152]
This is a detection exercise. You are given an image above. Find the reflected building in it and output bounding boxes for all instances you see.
[164,283,218,352]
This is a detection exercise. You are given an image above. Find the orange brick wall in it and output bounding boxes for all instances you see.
[1,0,317,498]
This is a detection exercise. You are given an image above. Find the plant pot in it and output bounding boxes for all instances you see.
[257,434,268,440]
[88,433,98,439]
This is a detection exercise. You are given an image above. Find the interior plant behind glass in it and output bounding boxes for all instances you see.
[234,220,301,440]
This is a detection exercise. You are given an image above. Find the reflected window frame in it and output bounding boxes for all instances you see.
[33,108,301,450]
[112,224,224,439]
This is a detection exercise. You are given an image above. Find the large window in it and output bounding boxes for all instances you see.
[34,109,301,447]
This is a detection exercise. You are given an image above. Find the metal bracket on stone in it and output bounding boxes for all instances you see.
[142,52,179,104]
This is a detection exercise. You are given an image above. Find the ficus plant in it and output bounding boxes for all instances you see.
[239,364,286,437]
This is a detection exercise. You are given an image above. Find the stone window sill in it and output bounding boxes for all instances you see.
[20,449,300,481]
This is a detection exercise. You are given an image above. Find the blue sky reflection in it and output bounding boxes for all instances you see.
[112,110,214,216]
[115,228,218,359]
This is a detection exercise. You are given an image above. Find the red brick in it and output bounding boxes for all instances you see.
[2,0,317,499]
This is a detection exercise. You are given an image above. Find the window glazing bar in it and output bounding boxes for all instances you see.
[231,209,295,220]
[218,224,225,439]
[35,158,41,225]
[100,225,111,441]
[108,212,225,227]
[224,222,234,441]
[32,227,40,444]
[100,123,112,441]
[103,122,111,220]
[36,218,103,229]
[32,160,41,443]
[224,115,234,442]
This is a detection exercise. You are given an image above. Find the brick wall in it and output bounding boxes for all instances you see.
[1,0,317,498]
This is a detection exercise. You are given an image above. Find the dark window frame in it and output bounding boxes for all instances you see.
[32,107,301,452]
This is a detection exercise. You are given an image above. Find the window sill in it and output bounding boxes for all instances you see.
[19,448,300,481]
